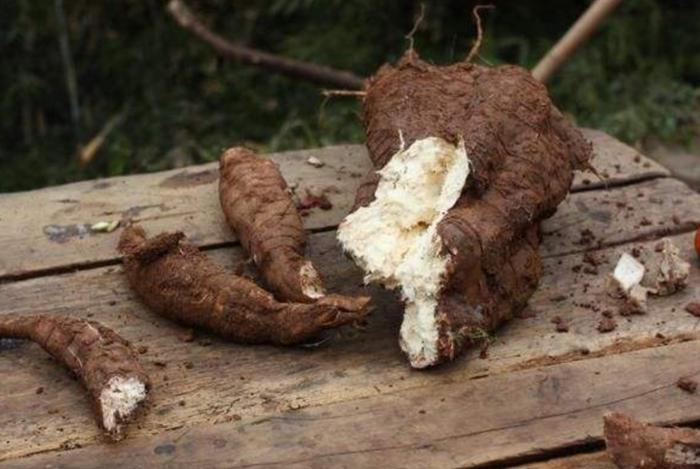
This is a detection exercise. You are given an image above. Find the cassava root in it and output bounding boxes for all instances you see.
[338,42,592,368]
[118,225,369,345]
[0,313,150,441]
[219,147,325,303]
[604,412,700,468]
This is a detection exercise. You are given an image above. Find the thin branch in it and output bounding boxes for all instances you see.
[321,90,367,98]
[79,111,126,166]
[532,0,622,83]
[465,4,494,63]
[166,0,364,90]
[405,3,425,53]
[54,0,81,141]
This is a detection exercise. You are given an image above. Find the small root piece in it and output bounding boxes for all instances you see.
[604,412,700,468]
[405,3,426,53]
[118,225,370,345]
[0,314,150,441]
[465,4,495,63]
[321,89,367,98]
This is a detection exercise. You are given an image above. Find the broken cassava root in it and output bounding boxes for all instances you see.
[604,412,700,468]
[0,314,149,440]
[118,225,369,345]
[338,49,592,368]
[219,147,325,303]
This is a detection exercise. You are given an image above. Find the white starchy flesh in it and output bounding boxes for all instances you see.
[337,137,470,368]
[99,375,148,437]
[612,253,646,293]
[299,261,326,299]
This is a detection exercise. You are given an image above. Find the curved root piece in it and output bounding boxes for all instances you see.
[0,314,150,441]
[604,412,700,468]
[219,147,325,303]
[340,50,591,368]
[118,225,370,345]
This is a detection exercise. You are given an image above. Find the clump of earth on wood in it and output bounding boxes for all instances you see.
[677,376,698,394]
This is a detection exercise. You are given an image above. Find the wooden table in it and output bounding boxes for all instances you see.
[1,130,699,468]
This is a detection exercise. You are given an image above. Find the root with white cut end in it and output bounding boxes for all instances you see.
[344,42,591,367]
[218,146,367,311]
[0,314,150,440]
[99,376,149,436]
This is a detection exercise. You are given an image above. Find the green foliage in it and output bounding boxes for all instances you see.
[1,0,699,192]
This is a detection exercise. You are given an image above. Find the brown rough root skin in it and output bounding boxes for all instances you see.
[604,412,700,468]
[219,147,322,303]
[355,50,593,365]
[0,313,150,440]
[118,225,369,345]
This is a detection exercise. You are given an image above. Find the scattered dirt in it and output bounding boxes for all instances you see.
[684,302,700,318]
[551,316,569,333]
[576,229,596,246]
[297,190,333,212]
[178,329,195,343]
[597,317,617,333]
[677,376,698,394]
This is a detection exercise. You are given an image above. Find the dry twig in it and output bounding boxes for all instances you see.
[166,0,364,90]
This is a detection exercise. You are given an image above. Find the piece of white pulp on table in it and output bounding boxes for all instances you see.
[613,253,645,293]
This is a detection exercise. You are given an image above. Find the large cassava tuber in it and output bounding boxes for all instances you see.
[0,314,150,440]
[119,225,369,345]
[218,147,325,303]
[338,50,593,368]
[604,412,700,468]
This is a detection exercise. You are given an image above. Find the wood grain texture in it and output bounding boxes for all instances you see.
[0,130,668,280]
[542,177,700,257]
[5,340,699,468]
[1,228,698,462]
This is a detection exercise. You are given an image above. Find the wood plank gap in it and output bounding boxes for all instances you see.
[569,172,667,194]
[473,440,605,468]
[510,419,700,468]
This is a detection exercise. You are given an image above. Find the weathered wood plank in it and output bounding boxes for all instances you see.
[577,129,669,189]
[5,340,699,468]
[0,130,669,280]
[520,452,615,469]
[1,228,698,461]
[0,145,368,279]
[542,177,700,257]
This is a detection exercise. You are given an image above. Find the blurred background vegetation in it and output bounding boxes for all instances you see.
[2,0,699,192]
